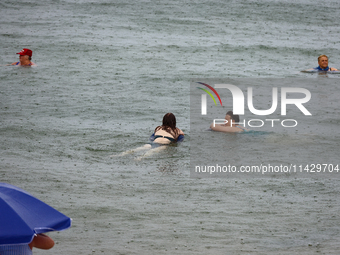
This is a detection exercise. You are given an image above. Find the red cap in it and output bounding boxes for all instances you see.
[16,48,33,57]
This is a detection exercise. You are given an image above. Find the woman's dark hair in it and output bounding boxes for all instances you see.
[226,111,233,116]
[226,111,240,123]
[155,113,178,138]
[29,56,32,61]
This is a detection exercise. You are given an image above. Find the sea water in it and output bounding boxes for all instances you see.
[0,0,339,254]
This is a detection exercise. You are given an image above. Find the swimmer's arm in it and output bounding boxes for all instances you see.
[210,123,224,131]
[301,68,314,72]
[177,128,184,135]
[210,123,227,129]
[330,67,338,71]
[6,62,37,66]
[210,123,242,133]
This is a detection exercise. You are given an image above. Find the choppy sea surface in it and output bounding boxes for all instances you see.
[1,0,339,254]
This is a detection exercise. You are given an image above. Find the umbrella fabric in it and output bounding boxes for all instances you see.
[0,183,71,245]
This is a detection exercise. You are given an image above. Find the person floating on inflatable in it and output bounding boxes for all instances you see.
[150,112,184,144]
[210,111,246,133]
[302,55,338,72]
[11,48,36,66]
[111,113,184,160]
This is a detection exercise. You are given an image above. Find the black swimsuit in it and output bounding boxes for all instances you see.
[153,135,175,142]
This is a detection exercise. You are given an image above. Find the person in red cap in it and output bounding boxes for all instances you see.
[11,48,36,66]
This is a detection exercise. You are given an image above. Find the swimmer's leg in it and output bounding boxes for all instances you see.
[135,145,167,161]
[110,144,152,157]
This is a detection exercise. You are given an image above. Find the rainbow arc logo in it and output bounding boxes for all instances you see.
[197,82,222,115]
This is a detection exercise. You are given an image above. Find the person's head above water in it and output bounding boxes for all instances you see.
[318,55,329,69]
[17,48,33,58]
[11,48,35,66]
[225,111,239,125]
[209,110,244,132]
[162,112,176,128]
